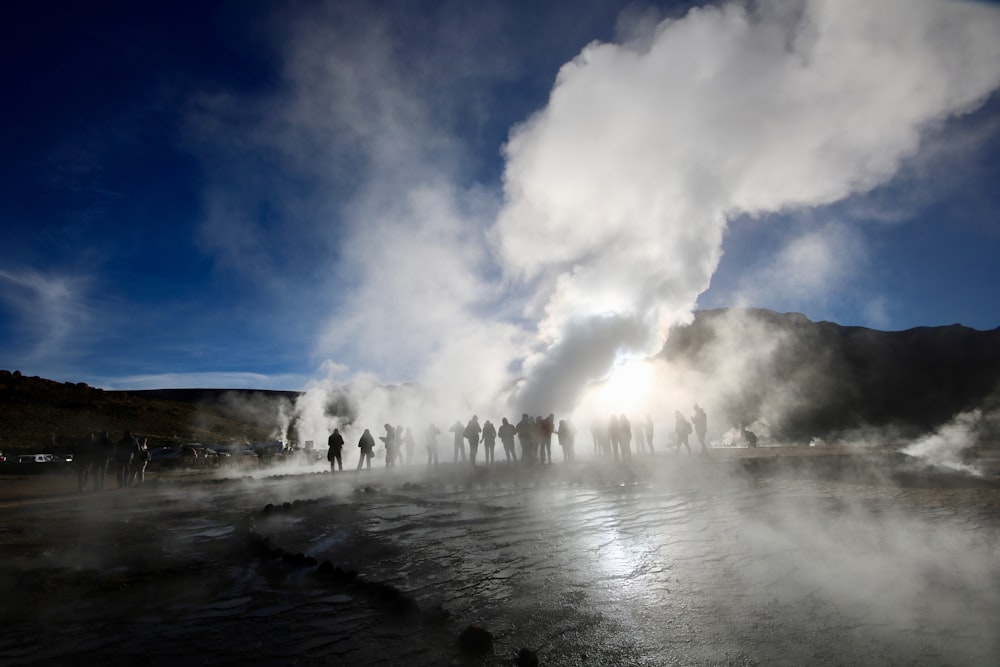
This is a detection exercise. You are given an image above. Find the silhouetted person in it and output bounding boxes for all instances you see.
[692,404,709,455]
[557,419,575,462]
[674,411,692,454]
[97,431,114,490]
[644,415,655,454]
[465,415,482,465]
[394,424,405,465]
[516,414,533,463]
[380,424,396,468]
[450,420,467,463]
[534,416,545,463]
[357,429,375,470]
[529,416,543,464]
[130,437,151,485]
[425,423,441,465]
[498,417,517,463]
[591,420,610,457]
[608,415,621,461]
[539,414,555,464]
[481,419,497,465]
[618,414,632,461]
[742,424,758,448]
[115,431,138,488]
[404,427,415,465]
[76,433,105,492]
[328,428,345,472]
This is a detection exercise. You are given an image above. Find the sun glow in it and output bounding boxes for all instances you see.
[599,359,655,413]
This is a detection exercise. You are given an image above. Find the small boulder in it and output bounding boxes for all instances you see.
[517,647,539,666]
[458,625,493,654]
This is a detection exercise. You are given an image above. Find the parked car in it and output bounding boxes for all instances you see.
[150,444,218,468]
[249,441,285,464]
[18,454,56,463]
[186,444,223,466]
[10,453,70,475]
[150,446,183,463]
[211,444,258,466]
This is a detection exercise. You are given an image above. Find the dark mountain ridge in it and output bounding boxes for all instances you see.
[0,372,292,453]
[661,308,1000,439]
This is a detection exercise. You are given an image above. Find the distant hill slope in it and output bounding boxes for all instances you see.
[661,309,1000,439]
[0,372,293,453]
[127,388,302,404]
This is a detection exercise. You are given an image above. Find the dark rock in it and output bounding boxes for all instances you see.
[517,648,539,667]
[422,604,451,625]
[390,594,419,615]
[457,625,493,654]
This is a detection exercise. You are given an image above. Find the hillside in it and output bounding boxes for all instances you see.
[0,371,296,455]
[661,308,1000,439]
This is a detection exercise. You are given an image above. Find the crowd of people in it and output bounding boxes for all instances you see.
[74,430,151,492]
[326,404,716,473]
[67,409,721,488]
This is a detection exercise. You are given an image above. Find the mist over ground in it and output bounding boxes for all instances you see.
[3,446,998,665]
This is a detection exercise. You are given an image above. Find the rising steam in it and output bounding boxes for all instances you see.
[495,0,1000,413]
[197,1,1000,440]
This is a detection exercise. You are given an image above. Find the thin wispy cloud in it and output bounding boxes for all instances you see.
[0,268,94,370]
[101,371,310,392]
[736,223,865,311]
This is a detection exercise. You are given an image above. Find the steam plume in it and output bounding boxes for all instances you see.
[496,0,1000,411]
[197,1,1000,429]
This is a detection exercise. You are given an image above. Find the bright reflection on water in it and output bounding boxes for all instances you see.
[304,464,1000,666]
[5,458,997,666]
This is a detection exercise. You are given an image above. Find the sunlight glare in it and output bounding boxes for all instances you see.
[601,359,654,413]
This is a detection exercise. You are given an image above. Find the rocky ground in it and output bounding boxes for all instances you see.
[1,446,999,666]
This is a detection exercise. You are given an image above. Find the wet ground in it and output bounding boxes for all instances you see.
[1,450,999,665]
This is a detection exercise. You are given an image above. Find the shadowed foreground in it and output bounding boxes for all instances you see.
[1,449,999,666]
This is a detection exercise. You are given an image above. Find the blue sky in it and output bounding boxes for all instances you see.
[2,0,999,395]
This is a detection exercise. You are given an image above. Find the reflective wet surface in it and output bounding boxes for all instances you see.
[2,455,999,665]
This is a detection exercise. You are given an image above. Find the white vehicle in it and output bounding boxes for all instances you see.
[17,454,56,463]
